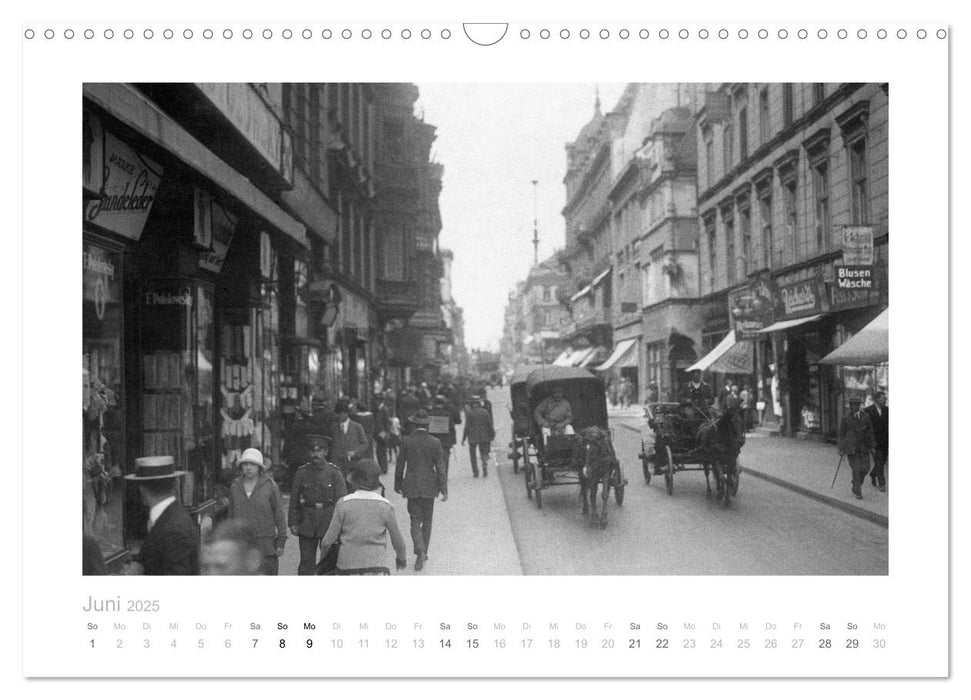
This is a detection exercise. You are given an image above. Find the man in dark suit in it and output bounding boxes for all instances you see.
[865,391,889,492]
[838,396,875,500]
[124,456,199,576]
[463,397,496,477]
[394,410,448,571]
[330,400,371,479]
[428,395,461,477]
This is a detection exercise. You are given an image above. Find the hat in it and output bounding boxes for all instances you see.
[347,459,383,491]
[238,448,265,469]
[848,396,863,405]
[434,395,447,404]
[124,455,187,481]
[306,433,333,447]
[409,410,431,426]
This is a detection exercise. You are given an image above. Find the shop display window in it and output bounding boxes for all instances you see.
[138,281,215,511]
[82,240,126,563]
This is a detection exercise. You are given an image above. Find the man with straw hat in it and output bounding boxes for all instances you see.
[394,410,448,572]
[289,434,347,575]
[123,456,198,575]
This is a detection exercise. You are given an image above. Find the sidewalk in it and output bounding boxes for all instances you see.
[609,407,888,528]
[278,444,524,576]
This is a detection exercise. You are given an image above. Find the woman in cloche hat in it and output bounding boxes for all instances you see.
[228,448,288,575]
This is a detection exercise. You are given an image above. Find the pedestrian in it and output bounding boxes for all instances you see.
[280,404,319,490]
[623,377,636,408]
[679,370,714,413]
[428,394,461,477]
[739,384,753,431]
[837,396,875,500]
[397,387,421,435]
[311,396,338,437]
[349,400,376,461]
[330,400,371,479]
[122,456,199,576]
[463,397,496,477]
[394,410,448,572]
[319,459,408,575]
[478,392,494,421]
[289,434,347,575]
[200,519,264,576]
[865,391,889,492]
[228,448,287,575]
[373,393,394,475]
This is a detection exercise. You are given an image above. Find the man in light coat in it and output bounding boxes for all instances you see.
[394,411,448,571]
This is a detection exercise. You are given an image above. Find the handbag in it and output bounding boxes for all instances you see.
[315,542,340,575]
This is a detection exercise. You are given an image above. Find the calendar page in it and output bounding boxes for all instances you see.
[16,0,960,693]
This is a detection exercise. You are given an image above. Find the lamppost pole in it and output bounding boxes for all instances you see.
[531,179,539,266]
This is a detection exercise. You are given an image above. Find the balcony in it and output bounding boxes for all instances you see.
[375,279,420,321]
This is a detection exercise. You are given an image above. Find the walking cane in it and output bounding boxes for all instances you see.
[830,453,844,489]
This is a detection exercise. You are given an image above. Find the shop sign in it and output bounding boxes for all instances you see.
[83,244,120,322]
[779,279,822,318]
[728,273,780,338]
[841,225,874,266]
[82,108,104,197]
[337,289,371,335]
[85,132,162,241]
[197,195,239,274]
[836,265,874,290]
[829,266,882,312]
[143,288,194,307]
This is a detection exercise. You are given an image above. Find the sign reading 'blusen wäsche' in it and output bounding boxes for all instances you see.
[836,265,874,290]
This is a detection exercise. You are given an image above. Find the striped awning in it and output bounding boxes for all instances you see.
[687,330,753,373]
[594,338,638,371]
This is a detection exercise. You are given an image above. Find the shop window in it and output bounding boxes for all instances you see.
[83,240,126,564]
[382,226,405,281]
[703,126,714,189]
[758,192,773,269]
[738,201,752,275]
[724,215,736,285]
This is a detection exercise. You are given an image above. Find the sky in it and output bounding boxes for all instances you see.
[416,83,627,352]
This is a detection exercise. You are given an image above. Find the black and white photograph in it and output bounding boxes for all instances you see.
[81,82,889,577]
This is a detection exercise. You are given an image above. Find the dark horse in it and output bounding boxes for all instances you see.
[572,426,622,528]
[696,407,744,506]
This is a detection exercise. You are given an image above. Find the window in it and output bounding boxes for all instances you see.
[759,88,770,144]
[309,86,321,186]
[850,137,870,224]
[812,159,831,251]
[813,83,826,105]
[738,107,749,161]
[542,286,552,302]
[724,215,736,285]
[723,120,734,172]
[704,216,717,291]
[703,127,714,189]
[782,178,797,264]
[738,201,752,275]
[759,192,773,269]
[783,84,794,128]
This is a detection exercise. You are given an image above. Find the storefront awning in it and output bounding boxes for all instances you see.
[552,350,573,366]
[594,338,637,371]
[818,309,888,365]
[578,346,607,368]
[687,330,753,373]
[570,267,611,302]
[559,347,591,367]
[758,314,825,334]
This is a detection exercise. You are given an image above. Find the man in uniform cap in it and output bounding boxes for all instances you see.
[395,410,448,571]
[838,396,875,500]
[288,434,347,575]
[124,456,199,576]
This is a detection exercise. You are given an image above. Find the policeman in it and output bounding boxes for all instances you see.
[288,434,347,575]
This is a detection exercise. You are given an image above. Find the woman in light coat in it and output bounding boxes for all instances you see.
[229,448,287,575]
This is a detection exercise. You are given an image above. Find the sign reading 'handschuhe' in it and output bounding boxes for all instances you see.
[85,132,162,241]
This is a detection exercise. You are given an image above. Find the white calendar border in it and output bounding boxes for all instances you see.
[13,0,962,693]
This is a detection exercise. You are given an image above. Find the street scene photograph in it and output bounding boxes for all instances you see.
[81,82,889,577]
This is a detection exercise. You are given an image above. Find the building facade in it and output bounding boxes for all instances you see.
[82,82,445,571]
[695,83,888,438]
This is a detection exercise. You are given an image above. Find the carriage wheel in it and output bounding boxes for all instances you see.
[524,459,533,500]
[640,442,652,484]
[512,444,520,474]
[664,446,675,496]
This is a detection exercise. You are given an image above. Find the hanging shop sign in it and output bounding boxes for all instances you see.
[82,108,105,197]
[196,190,239,274]
[84,132,162,241]
[728,272,780,339]
[779,279,823,318]
[841,225,875,266]
[82,243,121,323]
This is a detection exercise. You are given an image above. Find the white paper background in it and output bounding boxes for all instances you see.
[9,0,965,697]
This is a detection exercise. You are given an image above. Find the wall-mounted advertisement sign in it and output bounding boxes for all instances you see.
[836,265,874,290]
[728,273,780,339]
[841,225,874,266]
[197,194,239,274]
[82,108,104,197]
[84,132,162,241]
[779,279,823,318]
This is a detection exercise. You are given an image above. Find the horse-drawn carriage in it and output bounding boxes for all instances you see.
[516,366,627,528]
[639,402,744,506]
[507,364,544,474]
